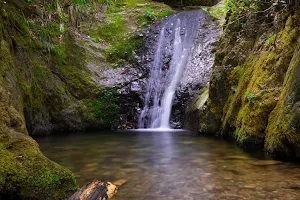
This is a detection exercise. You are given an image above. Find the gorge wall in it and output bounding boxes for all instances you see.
[186,0,300,157]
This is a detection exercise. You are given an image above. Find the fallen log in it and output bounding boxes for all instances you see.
[69,179,127,200]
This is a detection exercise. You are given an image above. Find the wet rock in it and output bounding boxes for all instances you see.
[139,10,222,128]
[183,87,219,133]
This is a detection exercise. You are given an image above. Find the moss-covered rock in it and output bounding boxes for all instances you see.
[0,25,77,199]
[0,130,77,200]
[202,0,300,156]
[0,0,174,135]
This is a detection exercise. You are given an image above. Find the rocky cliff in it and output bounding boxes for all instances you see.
[0,0,173,136]
[188,0,300,157]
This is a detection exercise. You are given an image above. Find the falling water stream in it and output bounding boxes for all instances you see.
[139,11,201,129]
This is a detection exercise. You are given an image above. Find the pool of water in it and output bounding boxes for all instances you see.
[36,130,300,200]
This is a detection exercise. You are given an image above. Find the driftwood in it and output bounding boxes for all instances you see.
[69,179,127,200]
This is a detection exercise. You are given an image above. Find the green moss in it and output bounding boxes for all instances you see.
[266,33,277,49]
[221,59,254,132]
[265,39,300,154]
[0,131,77,199]
[90,15,127,41]
[221,47,292,145]
[57,65,101,98]
[108,35,143,66]
[208,5,300,154]
[0,36,77,198]
[85,0,173,67]
[138,8,173,27]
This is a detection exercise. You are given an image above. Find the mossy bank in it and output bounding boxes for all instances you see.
[188,0,300,157]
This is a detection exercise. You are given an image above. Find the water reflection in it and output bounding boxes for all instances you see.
[36,131,300,200]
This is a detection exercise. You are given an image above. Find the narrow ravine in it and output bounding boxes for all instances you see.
[4,0,300,199]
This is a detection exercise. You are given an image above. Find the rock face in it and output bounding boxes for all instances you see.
[175,12,221,128]
[184,87,219,133]
[139,10,221,128]
[200,1,300,156]
[0,0,173,136]
[0,39,77,199]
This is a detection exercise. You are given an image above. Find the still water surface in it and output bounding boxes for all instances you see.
[37,130,300,200]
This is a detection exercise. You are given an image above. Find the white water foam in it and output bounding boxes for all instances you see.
[139,16,196,129]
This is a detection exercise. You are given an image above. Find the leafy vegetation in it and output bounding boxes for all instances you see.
[86,0,173,67]
[204,0,289,27]
[139,8,173,27]
[108,36,143,67]
[266,33,277,49]
[93,89,120,127]
[247,93,256,108]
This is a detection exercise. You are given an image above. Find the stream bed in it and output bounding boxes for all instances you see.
[36,131,300,200]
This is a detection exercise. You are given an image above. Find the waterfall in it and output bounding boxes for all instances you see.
[139,11,200,129]
[138,28,165,129]
[160,19,189,128]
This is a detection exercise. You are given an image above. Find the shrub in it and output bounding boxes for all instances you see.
[93,89,120,127]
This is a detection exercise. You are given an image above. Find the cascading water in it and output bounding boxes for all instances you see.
[138,11,201,129]
[159,19,189,128]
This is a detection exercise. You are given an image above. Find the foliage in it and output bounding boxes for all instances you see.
[206,0,288,28]
[87,0,173,67]
[139,8,173,27]
[139,8,157,26]
[107,36,143,67]
[93,89,120,127]
[93,15,126,40]
[72,0,89,7]
[266,33,277,49]
[247,93,256,108]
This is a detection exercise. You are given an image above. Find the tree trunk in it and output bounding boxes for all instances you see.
[69,179,127,200]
